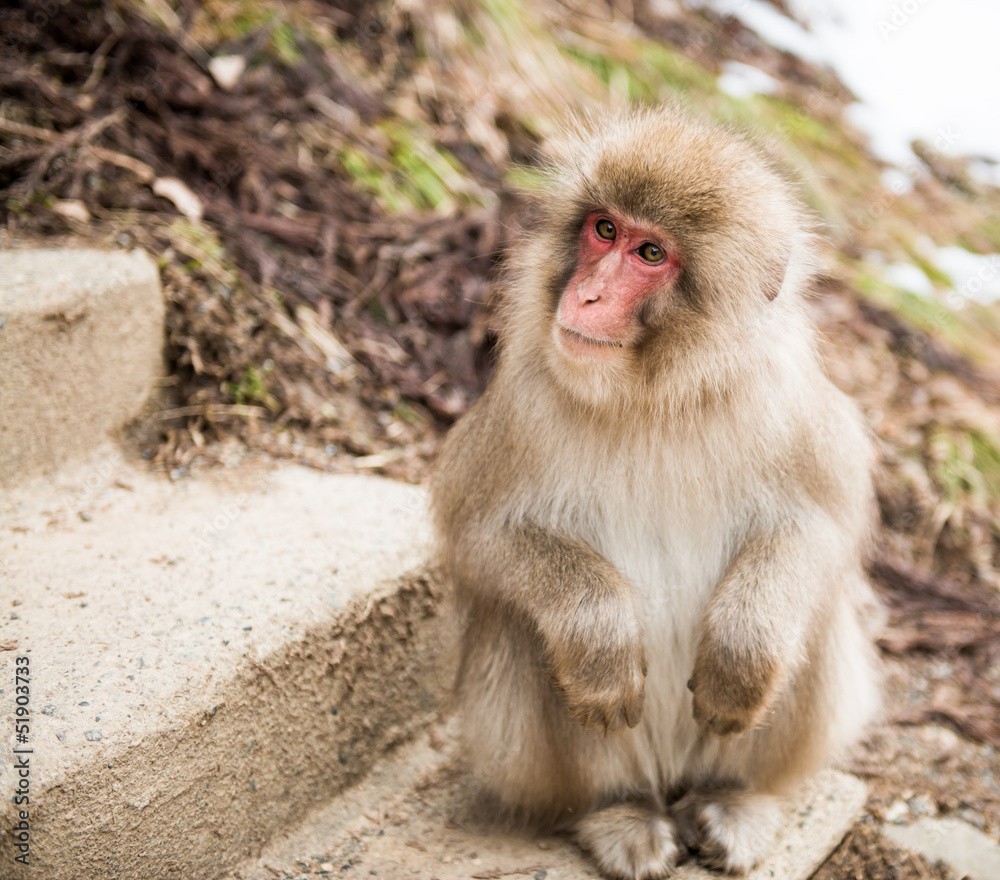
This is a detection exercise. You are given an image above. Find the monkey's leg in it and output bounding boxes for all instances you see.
[575,803,681,880]
[450,521,648,734]
[676,583,879,875]
[458,618,660,833]
[670,789,782,875]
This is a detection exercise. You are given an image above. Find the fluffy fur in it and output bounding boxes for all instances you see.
[430,104,880,878]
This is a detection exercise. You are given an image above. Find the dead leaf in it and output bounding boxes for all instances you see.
[152,177,204,222]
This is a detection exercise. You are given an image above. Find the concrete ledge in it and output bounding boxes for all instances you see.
[0,247,164,489]
[0,466,451,880]
[884,816,1000,880]
[235,729,867,880]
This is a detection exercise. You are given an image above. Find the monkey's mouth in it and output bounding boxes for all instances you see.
[556,324,625,358]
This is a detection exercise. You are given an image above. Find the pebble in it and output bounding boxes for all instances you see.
[884,799,909,823]
[908,793,936,816]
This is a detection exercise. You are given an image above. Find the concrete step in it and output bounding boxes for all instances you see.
[0,463,451,880]
[229,726,867,880]
[0,246,164,489]
[0,455,867,880]
[884,816,1000,880]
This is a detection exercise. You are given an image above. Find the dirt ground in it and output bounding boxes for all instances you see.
[3,1,1000,876]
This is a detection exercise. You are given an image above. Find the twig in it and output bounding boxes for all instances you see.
[152,404,268,420]
[0,113,154,183]
[471,868,545,879]
[82,33,119,93]
[89,146,155,182]
[0,116,60,142]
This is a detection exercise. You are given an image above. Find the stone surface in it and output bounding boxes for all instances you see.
[884,816,1000,880]
[0,464,451,880]
[0,247,164,489]
[233,726,867,880]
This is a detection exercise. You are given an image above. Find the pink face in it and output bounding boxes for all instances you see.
[556,211,680,359]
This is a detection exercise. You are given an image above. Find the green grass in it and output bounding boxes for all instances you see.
[228,364,277,410]
[393,401,425,427]
[339,122,491,214]
[165,218,241,290]
[558,42,715,104]
[978,217,1000,252]
[932,428,1000,502]
[909,252,953,287]
[855,269,959,339]
[367,295,390,325]
[503,164,549,192]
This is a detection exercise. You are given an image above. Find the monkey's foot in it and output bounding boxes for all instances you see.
[575,803,679,880]
[671,789,782,874]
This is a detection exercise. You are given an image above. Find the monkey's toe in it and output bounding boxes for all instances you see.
[671,789,781,875]
[575,803,679,879]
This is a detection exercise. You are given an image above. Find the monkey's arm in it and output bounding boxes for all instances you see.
[688,518,832,736]
[451,520,647,733]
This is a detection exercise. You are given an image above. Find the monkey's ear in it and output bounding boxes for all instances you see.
[763,245,791,301]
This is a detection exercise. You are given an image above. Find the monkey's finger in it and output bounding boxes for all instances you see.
[623,702,640,729]
[690,695,709,726]
[622,704,633,728]
[713,716,747,736]
[592,712,613,733]
[609,716,629,736]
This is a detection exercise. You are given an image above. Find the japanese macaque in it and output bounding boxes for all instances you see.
[430,104,880,879]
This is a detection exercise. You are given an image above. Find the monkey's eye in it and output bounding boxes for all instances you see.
[595,219,616,241]
[638,243,665,263]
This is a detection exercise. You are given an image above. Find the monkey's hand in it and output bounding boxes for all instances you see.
[545,597,647,734]
[688,526,810,736]
[687,639,783,737]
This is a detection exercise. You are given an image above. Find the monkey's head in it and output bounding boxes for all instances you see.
[502,104,818,415]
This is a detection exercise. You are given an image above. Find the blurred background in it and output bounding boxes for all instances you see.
[1,1,999,873]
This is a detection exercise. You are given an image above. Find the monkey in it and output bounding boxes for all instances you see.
[429,104,880,879]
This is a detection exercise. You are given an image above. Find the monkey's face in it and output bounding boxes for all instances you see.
[533,203,695,414]
[502,105,815,415]
[554,211,681,362]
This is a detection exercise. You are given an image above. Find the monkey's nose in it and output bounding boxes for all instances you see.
[576,278,603,306]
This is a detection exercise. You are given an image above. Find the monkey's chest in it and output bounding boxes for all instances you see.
[581,488,734,621]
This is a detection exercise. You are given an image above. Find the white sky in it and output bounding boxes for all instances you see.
[691,0,1000,167]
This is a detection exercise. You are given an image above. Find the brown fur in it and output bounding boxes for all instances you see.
[430,104,880,877]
